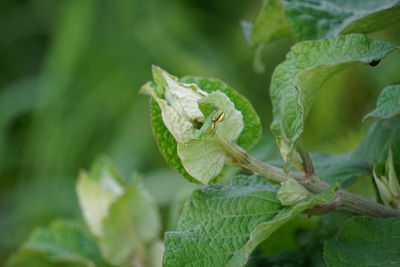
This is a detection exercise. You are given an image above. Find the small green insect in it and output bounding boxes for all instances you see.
[186,108,225,144]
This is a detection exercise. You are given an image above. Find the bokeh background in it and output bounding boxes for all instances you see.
[0,0,399,263]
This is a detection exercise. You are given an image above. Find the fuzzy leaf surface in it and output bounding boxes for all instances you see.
[364,84,400,120]
[7,220,109,267]
[251,0,400,45]
[270,34,396,164]
[282,0,400,40]
[163,176,336,267]
[324,217,400,266]
[150,76,261,183]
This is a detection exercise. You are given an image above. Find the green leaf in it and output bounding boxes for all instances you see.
[277,179,311,205]
[283,0,400,40]
[352,116,400,164]
[98,176,161,266]
[251,0,292,47]
[251,0,400,45]
[163,175,336,267]
[364,84,400,121]
[7,220,109,267]
[177,91,244,184]
[180,76,261,150]
[76,158,124,236]
[270,34,396,166]
[76,159,161,266]
[150,98,199,183]
[149,75,261,184]
[324,216,400,266]
[312,153,370,188]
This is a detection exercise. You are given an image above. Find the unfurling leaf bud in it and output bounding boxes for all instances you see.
[373,148,400,209]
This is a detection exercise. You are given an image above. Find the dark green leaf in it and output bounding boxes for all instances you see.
[251,0,400,45]
[284,0,400,40]
[163,175,336,267]
[352,116,400,164]
[324,216,400,266]
[312,153,370,187]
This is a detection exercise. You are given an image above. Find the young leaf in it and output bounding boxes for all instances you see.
[180,76,261,150]
[97,177,161,266]
[277,179,311,206]
[270,34,396,166]
[76,159,161,266]
[177,91,244,184]
[76,158,124,236]
[364,84,400,121]
[163,175,336,267]
[7,220,109,267]
[251,0,400,45]
[324,217,400,266]
[146,70,261,184]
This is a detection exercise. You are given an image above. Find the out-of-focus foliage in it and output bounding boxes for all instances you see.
[0,0,400,265]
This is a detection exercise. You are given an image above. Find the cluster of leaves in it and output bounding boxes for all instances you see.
[7,1,400,267]
[142,1,400,266]
[7,159,163,267]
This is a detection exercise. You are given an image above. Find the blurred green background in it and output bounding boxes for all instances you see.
[0,0,399,263]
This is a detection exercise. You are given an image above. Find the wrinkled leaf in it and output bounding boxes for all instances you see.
[180,77,261,150]
[7,220,109,267]
[150,75,261,184]
[163,175,336,267]
[270,34,396,166]
[177,91,244,184]
[324,216,400,266]
[364,84,400,121]
[251,0,400,45]
[284,0,400,40]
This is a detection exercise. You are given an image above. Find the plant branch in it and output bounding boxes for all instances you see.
[220,140,400,218]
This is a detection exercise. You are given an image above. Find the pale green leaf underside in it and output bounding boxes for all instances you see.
[270,34,397,164]
[150,76,261,184]
[324,217,400,266]
[163,176,336,267]
[251,0,400,45]
[7,220,109,267]
[98,178,161,266]
[177,139,226,185]
[177,91,244,184]
[364,84,400,120]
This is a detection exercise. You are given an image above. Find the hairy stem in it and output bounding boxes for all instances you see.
[220,140,400,218]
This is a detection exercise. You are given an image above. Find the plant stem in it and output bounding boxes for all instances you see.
[220,140,400,218]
